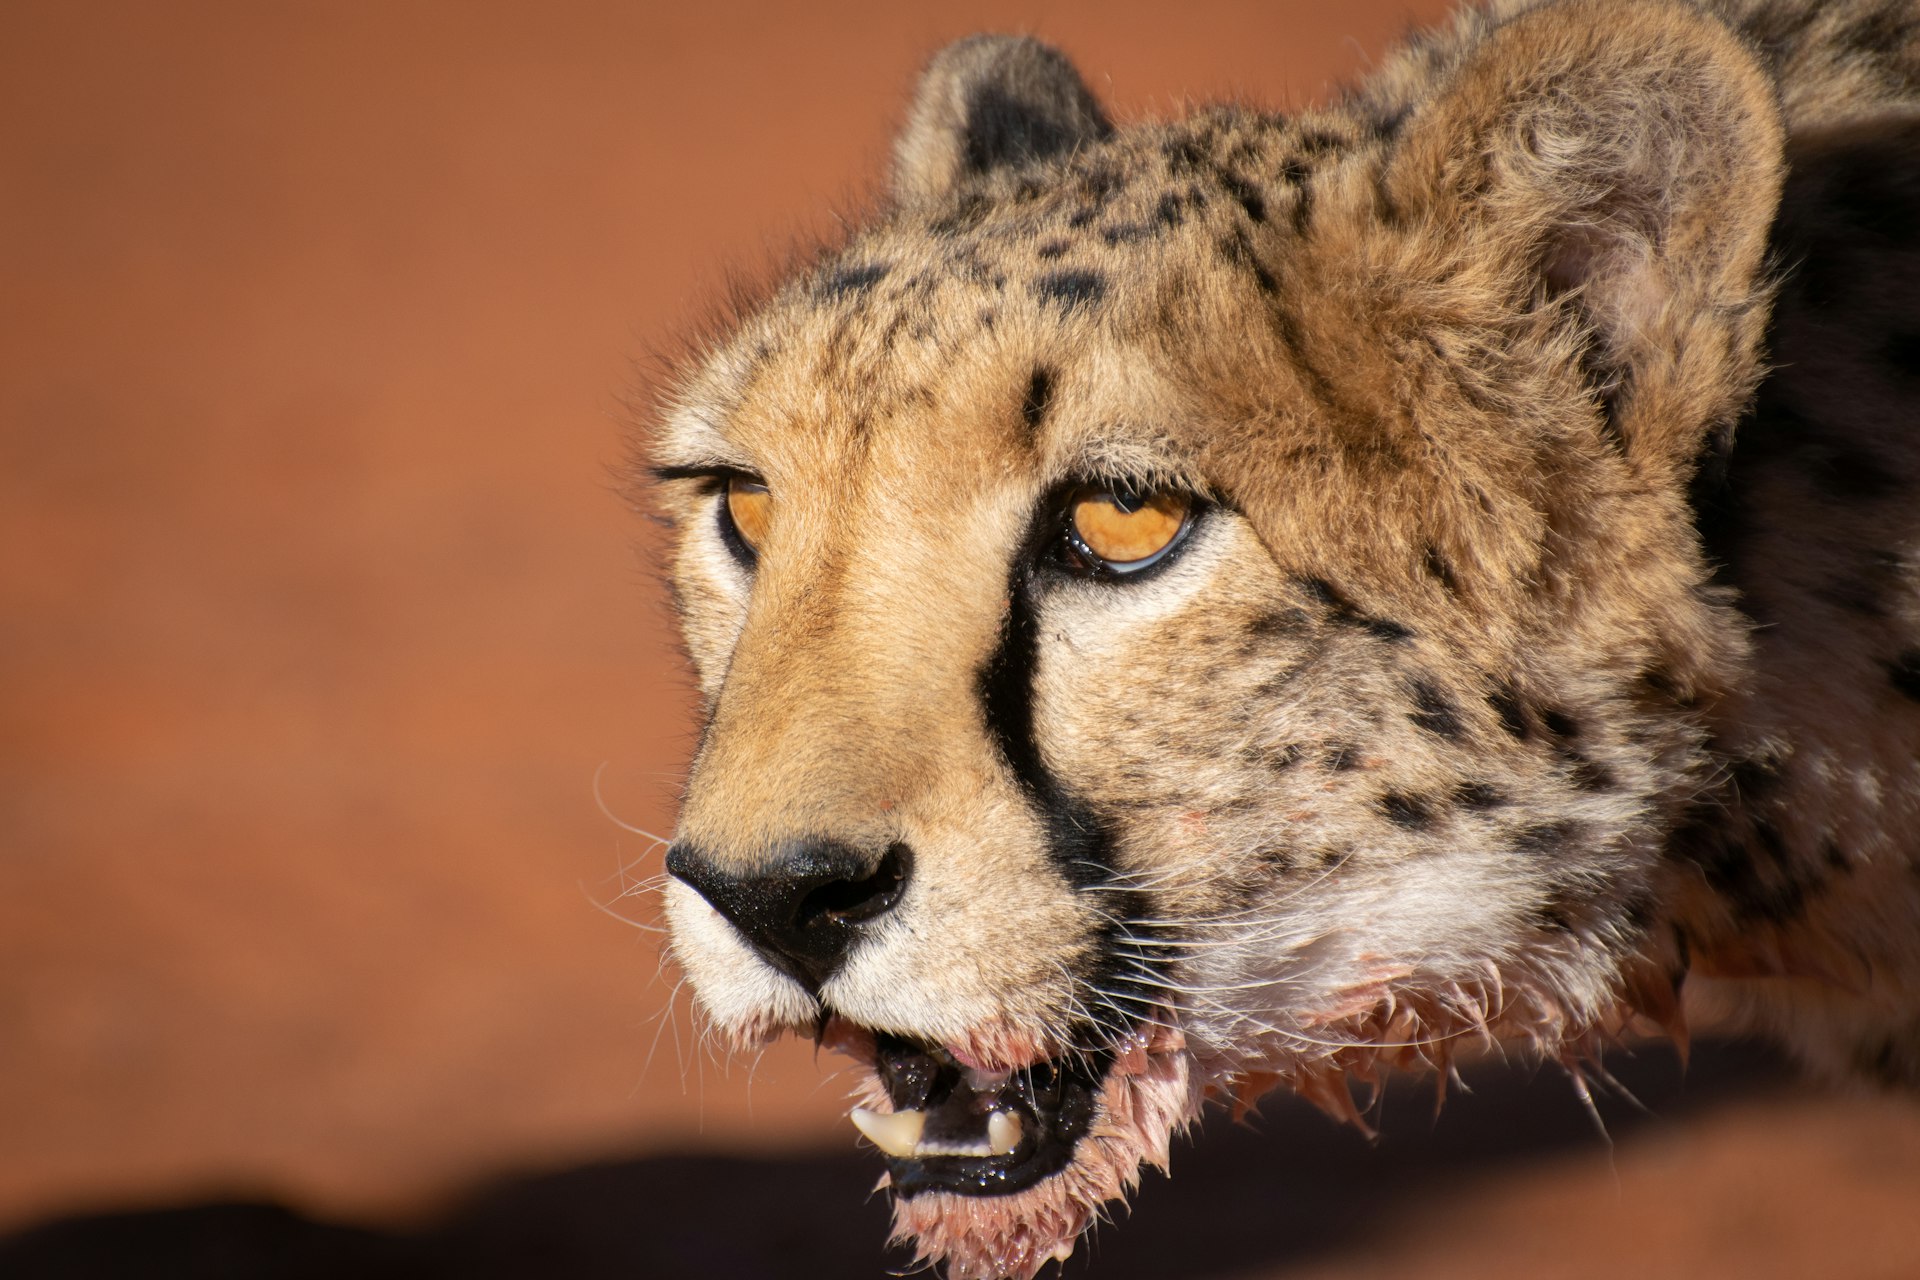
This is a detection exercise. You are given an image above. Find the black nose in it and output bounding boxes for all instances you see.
[666,839,911,992]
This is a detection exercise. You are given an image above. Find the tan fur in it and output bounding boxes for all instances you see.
[647,1,1920,1275]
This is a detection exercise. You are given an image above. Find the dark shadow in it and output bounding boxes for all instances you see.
[0,1039,1789,1280]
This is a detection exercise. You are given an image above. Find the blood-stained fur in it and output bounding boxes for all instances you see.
[645,2,1920,1275]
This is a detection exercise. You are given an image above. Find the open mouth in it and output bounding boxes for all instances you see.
[850,1031,1111,1197]
[817,1014,1197,1279]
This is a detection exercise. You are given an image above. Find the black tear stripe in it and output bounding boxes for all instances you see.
[977,563,1170,1047]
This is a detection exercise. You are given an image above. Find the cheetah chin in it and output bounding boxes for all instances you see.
[648,0,1920,1274]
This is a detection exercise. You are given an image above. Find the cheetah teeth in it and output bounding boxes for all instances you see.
[986,1109,1023,1156]
[850,1107,1024,1159]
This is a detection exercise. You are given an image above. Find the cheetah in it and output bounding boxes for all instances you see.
[645,1,1920,1276]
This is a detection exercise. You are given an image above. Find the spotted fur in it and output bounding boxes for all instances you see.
[647,2,1920,1276]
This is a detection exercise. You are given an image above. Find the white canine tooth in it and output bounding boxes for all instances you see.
[851,1107,925,1159]
[987,1110,1023,1156]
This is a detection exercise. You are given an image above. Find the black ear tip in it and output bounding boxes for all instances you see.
[894,31,1110,205]
[928,33,1112,135]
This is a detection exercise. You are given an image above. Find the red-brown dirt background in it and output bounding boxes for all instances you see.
[3,1,1917,1276]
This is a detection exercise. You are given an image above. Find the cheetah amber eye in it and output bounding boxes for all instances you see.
[1064,484,1193,575]
[724,476,772,555]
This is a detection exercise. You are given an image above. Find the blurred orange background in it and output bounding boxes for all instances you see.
[4,1,1918,1276]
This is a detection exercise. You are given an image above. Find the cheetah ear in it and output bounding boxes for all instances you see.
[1386,0,1786,477]
[893,35,1112,206]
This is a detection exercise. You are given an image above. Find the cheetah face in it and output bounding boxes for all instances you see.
[651,9,1784,1277]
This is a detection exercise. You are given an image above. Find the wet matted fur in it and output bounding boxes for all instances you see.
[644,1,1920,1275]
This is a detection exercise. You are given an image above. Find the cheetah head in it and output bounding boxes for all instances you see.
[650,3,1786,1275]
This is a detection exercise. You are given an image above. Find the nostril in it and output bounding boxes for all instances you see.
[797,842,911,928]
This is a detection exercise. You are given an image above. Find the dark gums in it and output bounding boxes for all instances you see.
[874,1033,1109,1198]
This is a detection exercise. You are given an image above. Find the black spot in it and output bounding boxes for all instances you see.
[1422,543,1459,593]
[1323,743,1360,772]
[1488,684,1531,739]
[1074,163,1120,200]
[1297,576,1351,611]
[1561,752,1615,792]
[1378,791,1434,830]
[1887,650,1920,702]
[1288,181,1314,237]
[1534,895,1574,932]
[1362,618,1413,642]
[1452,781,1506,810]
[1067,205,1098,230]
[1032,270,1107,314]
[1824,840,1853,872]
[1540,708,1581,740]
[1728,754,1784,800]
[1246,609,1311,638]
[1408,680,1463,738]
[1153,192,1187,228]
[1035,239,1072,260]
[819,263,890,299]
[1252,843,1297,871]
[1216,228,1277,295]
[1671,824,1751,886]
[1218,169,1267,222]
[1100,221,1157,246]
[1256,744,1304,773]
[1161,135,1207,173]
[1297,576,1415,642]
[930,195,990,237]
[1513,821,1578,855]
[1636,666,1696,709]
[1669,808,1829,926]
[1021,367,1054,434]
